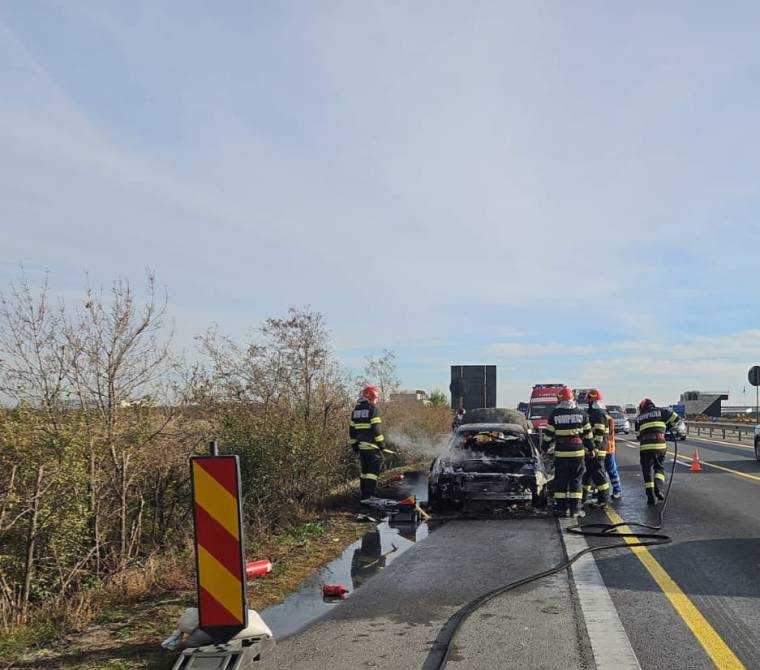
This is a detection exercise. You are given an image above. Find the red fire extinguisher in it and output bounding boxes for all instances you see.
[322,583,349,598]
[246,559,273,578]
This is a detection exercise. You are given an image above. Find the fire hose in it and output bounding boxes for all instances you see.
[424,434,678,670]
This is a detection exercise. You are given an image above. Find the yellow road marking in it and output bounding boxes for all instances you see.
[605,508,745,669]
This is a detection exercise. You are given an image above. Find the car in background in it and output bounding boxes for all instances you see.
[674,419,687,441]
[624,406,637,419]
[608,409,630,434]
[428,423,551,512]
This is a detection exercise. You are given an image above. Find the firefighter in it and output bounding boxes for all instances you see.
[543,387,594,518]
[635,398,680,505]
[348,385,387,500]
[583,389,611,506]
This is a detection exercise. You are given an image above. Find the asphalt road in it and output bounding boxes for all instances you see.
[593,433,760,669]
[262,432,760,669]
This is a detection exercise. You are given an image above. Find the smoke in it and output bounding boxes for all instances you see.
[386,427,452,459]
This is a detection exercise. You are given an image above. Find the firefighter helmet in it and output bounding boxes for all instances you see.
[361,385,381,403]
[587,388,602,402]
[639,398,655,412]
[557,387,574,402]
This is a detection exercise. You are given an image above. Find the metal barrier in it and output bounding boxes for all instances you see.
[686,421,758,442]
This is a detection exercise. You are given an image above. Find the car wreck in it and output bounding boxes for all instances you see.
[428,423,551,513]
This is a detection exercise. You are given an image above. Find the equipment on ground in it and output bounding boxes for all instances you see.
[169,608,273,669]
[361,495,424,523]
[322,584,349,598]
[246,560,273,578]
[427,433,680,669]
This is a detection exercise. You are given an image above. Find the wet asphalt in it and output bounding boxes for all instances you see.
[259,517,590,669]
[260,433,760,669]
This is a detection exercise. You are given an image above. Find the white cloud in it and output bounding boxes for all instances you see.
[3,3,760,402]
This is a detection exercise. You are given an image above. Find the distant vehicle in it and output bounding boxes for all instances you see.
[607,404,623,414]
[573,388,593,406]
[674,419,687,441]
[608,409,630,435]
[428,423,551,512]
[624,405,637,418]
[528,384,567,430]
[517,402,529,416]
[754,425,760,461]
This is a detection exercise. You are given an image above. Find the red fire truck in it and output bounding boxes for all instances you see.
[528,383,569,430]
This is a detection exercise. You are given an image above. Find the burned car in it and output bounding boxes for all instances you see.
[427,423,551,512]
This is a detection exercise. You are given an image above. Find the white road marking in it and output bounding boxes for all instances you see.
[559,519,641,670]
[684,434,754,450]
[619,434,754,451]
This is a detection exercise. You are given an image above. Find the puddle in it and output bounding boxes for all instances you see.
[260,471,430,639]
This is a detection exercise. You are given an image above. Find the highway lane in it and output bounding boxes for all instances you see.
[258,432,760,669]
[585,434,760,668]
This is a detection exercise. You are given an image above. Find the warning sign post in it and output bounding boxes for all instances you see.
[190,454,248,643]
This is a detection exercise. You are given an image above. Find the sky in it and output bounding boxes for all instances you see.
[2,1,760,408]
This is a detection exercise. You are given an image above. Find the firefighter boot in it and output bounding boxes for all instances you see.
[646,490,656,506]
[654,486,665,502]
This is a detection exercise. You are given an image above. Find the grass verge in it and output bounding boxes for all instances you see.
[1,464,422,670]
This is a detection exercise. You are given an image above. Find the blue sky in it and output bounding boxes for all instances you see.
[2,2,760,407]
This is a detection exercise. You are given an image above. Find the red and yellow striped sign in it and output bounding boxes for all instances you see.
[191,455,248,641]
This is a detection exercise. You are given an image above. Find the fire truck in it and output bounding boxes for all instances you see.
[528,383,568,430]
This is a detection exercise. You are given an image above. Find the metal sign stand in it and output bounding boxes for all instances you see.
[172,442,273,669]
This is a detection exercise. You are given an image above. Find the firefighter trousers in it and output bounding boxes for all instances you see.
[605,452,622,496]
[359,448,383,497]
[583,449,611,504]
[553,456,585,513]
[640,449,666,500]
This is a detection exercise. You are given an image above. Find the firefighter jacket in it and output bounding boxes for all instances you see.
[348,399,385,452]
[635,407,680,451]
[588,403,610,458]
[543,402,594,458]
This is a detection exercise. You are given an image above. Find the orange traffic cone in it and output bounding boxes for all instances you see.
[690,450,702,472]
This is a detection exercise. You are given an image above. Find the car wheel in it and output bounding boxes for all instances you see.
[755,438,760,462]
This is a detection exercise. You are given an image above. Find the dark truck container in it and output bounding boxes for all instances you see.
[450,365,496,411]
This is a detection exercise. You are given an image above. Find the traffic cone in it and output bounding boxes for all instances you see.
[690,450,702,472]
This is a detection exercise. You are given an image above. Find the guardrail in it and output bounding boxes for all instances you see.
[686,421,758,442]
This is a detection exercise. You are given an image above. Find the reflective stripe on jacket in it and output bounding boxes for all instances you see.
[349,399,385,451]
[635,407,679,451]
[545,404,594,457]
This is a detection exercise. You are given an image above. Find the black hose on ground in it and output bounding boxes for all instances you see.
[423,435,679,670]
